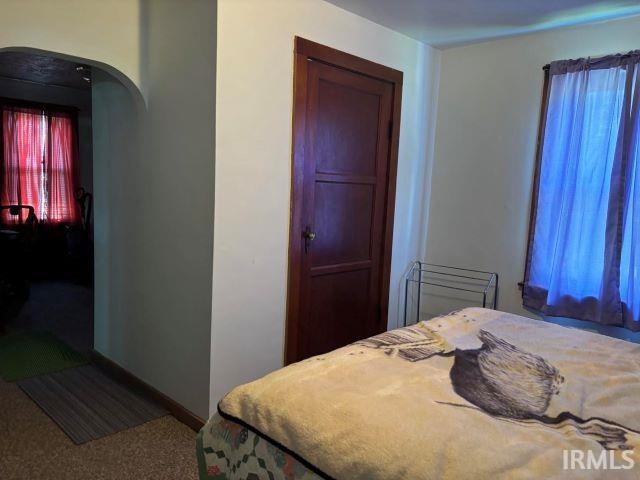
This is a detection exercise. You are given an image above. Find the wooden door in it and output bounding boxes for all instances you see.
[285,38,403,363]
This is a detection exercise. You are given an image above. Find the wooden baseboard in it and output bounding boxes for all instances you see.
[90,349,205,432]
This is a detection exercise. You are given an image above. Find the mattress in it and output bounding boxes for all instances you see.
[199,308,640,479]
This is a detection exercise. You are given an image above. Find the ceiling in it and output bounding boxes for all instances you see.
[325,0,640,48]
[0,52,91,90]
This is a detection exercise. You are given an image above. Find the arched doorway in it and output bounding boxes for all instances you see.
[0,47,178,446]
[0,47,143,364]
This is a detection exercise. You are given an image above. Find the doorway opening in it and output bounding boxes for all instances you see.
[0,51,94,366]
[0,49,176,448]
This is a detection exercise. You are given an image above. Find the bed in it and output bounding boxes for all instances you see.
[197,308,640,479]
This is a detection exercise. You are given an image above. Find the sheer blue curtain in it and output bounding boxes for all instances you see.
[524,52,640,331]
[620,63,640,328]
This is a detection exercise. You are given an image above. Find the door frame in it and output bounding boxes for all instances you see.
[284,37,403,364]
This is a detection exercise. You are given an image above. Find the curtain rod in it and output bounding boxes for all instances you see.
[542,50,640,72]
[0,75,90,92]
[0,96,80,113]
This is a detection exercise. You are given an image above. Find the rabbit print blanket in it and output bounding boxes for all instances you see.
[218,308,640,479]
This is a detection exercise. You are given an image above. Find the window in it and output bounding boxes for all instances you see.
[1,104,79,225]
[523,51,640,332]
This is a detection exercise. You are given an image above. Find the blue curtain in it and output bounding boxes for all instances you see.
[524,52,640,331]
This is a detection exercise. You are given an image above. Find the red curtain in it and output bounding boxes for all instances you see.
[1,105,79,225]
[1,107,45,224]
[47,113,79,223]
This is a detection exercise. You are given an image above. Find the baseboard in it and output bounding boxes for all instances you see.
[89,349,205,432]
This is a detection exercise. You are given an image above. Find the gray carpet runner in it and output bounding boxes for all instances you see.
[19,364,168,444]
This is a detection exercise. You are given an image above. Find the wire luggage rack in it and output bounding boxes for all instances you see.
[403,261,499,327]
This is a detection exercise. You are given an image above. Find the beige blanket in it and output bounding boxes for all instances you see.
[219,308,640,479]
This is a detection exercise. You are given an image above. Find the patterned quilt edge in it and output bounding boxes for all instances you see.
[215,403,334,480]
[196,428,221,480]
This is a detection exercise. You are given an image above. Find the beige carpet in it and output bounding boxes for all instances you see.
[0,376,199,479]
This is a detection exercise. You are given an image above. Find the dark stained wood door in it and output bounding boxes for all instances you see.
[286,38,403,363]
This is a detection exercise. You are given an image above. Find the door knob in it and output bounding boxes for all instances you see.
[303,226,316,253]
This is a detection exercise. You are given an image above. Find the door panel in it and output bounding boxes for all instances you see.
[304,269,371,358]
[312,181,374,266]
[286,38,403,364]
[315,79,381,176]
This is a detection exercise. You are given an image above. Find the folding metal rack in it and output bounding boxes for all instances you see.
[403,261,498,327]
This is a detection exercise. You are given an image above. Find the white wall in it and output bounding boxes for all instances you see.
[137,0,215,418]
[92,0,216,419]
[92,70,141,389]
[426,15,640,320]
[0,0,142,92]
[211,0,440,408]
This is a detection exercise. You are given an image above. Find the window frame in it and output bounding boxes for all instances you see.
[0,97,80,225]
[521,67,551,293]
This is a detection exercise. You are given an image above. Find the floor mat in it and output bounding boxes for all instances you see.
[0,331,87,381]
[18,364,169,444]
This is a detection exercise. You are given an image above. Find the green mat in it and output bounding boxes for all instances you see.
[0,331,87,382]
